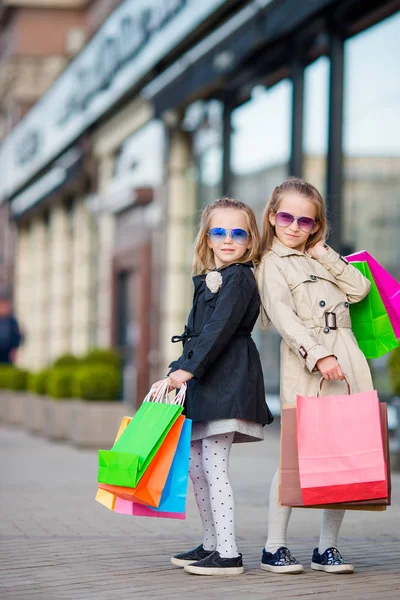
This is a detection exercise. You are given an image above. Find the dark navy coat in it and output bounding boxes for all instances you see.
[169,262,274,425]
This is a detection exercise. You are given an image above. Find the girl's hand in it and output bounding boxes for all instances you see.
[316,356,344,381]
[308,241,327,260]
[168,369,193,389]
[150,378,172,397]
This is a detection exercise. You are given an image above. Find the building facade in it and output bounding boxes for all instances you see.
[0,0,399,404]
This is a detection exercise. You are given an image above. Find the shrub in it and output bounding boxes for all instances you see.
[83,348,121,370]
[28,370,49,395]
[0,365,15,389]
[73,365,120,401]
[389,347,400,395]
[0,366,29,390]
[52,354,81,368]
[46,368,76,399]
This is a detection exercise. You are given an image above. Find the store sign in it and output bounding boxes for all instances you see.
[0,0,227,200]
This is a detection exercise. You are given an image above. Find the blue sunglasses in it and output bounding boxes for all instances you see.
[208,227,250,245]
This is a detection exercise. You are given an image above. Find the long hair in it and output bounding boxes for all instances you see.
[260,178,329,256]
[193,197,261,275]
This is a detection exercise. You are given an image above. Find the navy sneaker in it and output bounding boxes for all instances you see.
[260,547,304,574]
[184,550,244,576]
[311,547,354,574]
[171,544,214,567]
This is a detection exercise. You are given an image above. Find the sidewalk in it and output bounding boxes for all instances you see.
[1,424,399,600]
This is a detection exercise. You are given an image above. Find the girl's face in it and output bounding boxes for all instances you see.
[207,208,252,269]
[269,193,320,253]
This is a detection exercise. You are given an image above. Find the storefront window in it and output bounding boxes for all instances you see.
[303,56,329,196]
[343,12,400,393]
[185,100,223,210]
[230,81,291,399]
[230,80,291,221]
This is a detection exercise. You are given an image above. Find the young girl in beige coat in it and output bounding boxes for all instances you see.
[257,178,374,574]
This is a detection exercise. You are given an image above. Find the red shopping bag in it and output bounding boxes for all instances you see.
[296,377,388,505]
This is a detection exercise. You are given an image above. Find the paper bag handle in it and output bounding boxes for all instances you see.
[317,374,351,396]
[145,379,187,406]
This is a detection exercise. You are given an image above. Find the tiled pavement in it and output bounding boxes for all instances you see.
[1,423,400,600]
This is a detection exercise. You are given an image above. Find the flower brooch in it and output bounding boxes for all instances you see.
[205,271,223,294]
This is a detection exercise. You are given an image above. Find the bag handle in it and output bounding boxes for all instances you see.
[317,374,351,397]
[145,379,187,406]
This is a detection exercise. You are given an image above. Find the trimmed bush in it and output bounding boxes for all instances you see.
[389,347,400,395]
[0,365,13,389]
[83,348,121,370]
[52,354,81,368]
[28,370,49,395]
[47,368,76,399]
[73,365,120,401]
[0,366,29,390]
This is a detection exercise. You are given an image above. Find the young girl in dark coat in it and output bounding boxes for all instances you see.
[152,198,273,576]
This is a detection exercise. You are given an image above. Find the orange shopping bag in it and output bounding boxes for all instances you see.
[296,377,388,506]
[99,414,185,508]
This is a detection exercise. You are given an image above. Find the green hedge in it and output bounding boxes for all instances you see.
[52,354,81,368]
[83,348,121,370]
[46,368,76,399]
[389,347,400,396]
[27,370,49,395]
[73,365,120,401]
[0,366,29,390]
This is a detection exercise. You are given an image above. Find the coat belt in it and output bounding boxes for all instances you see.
[302,312,352,330]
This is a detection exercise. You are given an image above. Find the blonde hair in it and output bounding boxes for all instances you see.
[260,177,329,256]
[193,197,261,275]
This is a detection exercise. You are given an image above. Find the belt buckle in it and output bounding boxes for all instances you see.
[325,311,337,330]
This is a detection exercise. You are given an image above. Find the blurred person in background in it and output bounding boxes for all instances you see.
[0,294,22,364]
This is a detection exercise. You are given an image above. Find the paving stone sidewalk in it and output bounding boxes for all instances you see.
[1,424,399,600]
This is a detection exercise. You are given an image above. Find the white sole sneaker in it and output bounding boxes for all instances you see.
[184,564,244,576]
[260,562,304,574]
[171,557,196,567]
[311,562,354,574]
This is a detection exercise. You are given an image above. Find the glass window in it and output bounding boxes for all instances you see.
[303,56,329,196]
[343,12,400,394]
[187,100,223,210]
[230,81,292,399]
[230,80,291,222]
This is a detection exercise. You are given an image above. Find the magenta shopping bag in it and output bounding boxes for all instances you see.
[296,378,387,505]
[347,251,400,338]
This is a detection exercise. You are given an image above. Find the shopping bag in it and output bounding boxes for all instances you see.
[100,417,192,512]
[95,489,186,520]
[97,381,185,488]
[279,403,391,510]
[347,250,400,338]
[348,261,398,359]
[99,414,185,507]
[296,377,387,505]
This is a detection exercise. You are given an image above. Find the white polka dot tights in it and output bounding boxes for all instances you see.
[189,432,238,558]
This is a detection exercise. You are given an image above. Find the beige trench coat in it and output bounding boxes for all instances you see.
[257,238,374,406]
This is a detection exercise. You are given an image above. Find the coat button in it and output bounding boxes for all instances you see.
[310,275,317,281]
[188,350,194,359]
[323,327,330,334]
[319,300,326,307]
[344,301,349,308]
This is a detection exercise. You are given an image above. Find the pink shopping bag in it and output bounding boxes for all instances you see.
[347,250,400,338]
[95,488,186,520]
[296,378,388,506]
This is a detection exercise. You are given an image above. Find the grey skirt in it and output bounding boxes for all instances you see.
[191,418,264,443]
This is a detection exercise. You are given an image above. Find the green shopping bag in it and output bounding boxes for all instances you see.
[98,382,185,488]
[350,261,398,359]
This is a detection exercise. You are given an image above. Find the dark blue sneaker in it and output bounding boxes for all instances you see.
[184,550,244,576]
[260,547,304,574]
[311,547,354,573]
[171,544,214,567]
